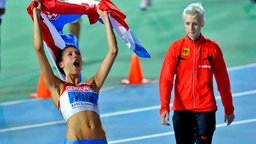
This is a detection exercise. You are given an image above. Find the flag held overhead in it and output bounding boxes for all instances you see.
[27,0,150,79]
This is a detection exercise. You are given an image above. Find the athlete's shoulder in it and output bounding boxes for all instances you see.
[203,36,220,47]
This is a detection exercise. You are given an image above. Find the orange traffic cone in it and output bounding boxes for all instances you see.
[121,54,150,85]
[30,73,51,99]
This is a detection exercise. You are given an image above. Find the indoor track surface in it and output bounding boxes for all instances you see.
[1,64,256,144]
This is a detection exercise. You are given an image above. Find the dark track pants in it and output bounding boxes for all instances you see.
[172,110,216,144]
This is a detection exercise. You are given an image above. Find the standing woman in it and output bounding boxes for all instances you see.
[159,2,235,144]
[33,1,118,144]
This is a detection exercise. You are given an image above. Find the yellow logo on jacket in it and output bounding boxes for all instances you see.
[182,48,189,56]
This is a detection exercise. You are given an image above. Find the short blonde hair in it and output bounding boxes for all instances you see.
[182,2,205,23]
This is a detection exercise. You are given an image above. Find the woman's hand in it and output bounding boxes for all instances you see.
[225,114,235,126]
[33,0,42,13]
[96,6,109,23]
[161,110,170,126]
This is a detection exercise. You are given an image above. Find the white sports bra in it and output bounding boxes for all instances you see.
[58,82,99,121]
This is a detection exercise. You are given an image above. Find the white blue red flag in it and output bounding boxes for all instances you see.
[27,0,150,80]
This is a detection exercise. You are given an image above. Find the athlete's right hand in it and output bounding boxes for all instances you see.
[33,0,42,12]
[161,110,170,126]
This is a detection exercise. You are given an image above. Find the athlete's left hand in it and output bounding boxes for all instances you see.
[225,114,235,125]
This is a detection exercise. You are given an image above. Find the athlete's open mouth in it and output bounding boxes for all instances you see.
[73,61,80,67]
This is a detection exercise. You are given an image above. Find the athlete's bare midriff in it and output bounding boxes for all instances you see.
[65,111,106,140]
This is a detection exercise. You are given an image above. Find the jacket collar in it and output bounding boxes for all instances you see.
[185,34,206,45]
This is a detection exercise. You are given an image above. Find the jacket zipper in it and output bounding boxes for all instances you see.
[192,42,196,109]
